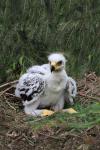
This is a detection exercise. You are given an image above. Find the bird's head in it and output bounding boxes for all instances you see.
[48,53,67,72]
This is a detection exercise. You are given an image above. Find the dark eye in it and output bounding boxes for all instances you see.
[57,61,62,65]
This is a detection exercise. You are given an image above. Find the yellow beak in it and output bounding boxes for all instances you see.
[51,61,56,67]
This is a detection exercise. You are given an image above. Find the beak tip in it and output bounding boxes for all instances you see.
[51,66,55,72]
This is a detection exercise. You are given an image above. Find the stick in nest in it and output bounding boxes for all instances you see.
[0,86,14,97]
[78,92,100,102]
[5,100,16,111]
[0,80,18,89]
[3,95,16,110]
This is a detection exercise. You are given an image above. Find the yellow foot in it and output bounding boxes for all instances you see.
[41,109,54,117]
[62,108,77,114]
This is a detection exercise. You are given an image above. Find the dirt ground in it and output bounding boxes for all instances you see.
[0,73,100,150]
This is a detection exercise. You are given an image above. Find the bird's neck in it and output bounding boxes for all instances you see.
[47,69,68,92]
[49,69,68,83]
[52,69,67,77]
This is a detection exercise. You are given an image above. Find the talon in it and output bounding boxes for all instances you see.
[62,108,77,114]
[41,109,54,116]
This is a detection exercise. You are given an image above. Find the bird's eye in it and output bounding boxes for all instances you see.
[57,61,62,65]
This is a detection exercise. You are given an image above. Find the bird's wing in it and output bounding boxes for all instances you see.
[15,73,46,105]
[41,64,51,73]
[27,65,44,75]
[67,77,77,97]
[27,64,51,75]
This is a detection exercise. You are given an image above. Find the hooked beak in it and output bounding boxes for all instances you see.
[50,62,56,72]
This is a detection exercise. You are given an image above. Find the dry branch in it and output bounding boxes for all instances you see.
[5,92,17,97]
[5,100,16,111]
[0,86,14,97]
[78,92,100,102]
[0,80,18,89]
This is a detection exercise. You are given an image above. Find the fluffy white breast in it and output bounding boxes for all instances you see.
[47,70,68,92]
[39,70,68,107]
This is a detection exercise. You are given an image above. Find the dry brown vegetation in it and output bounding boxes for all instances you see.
[0,73,100,150]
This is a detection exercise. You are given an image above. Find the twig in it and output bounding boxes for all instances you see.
[60,132,81,138]
[9,136,23,146]
[5,92,22,101]
[0,80,18,89]
[78,92,100,102]
[23,134,35,146]
[5,92,17,97]
[5,100,16,111]
[39,132,81,140]
[86,126,95,132]
[38,132,61,140]
[0,86,13,97]
[28,116,49,123]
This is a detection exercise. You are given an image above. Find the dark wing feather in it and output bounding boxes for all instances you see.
[15,73,46,105]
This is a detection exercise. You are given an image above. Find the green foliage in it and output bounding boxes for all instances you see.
[0,0,100,82]
[27,102,100,131]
